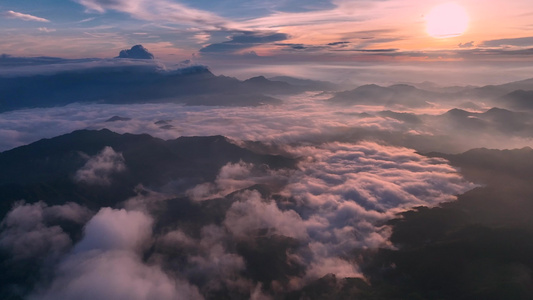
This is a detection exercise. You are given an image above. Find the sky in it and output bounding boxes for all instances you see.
[2,2,533,299]
[1,0,533,83]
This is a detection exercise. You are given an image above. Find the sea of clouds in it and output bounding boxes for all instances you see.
[5,86,531,298]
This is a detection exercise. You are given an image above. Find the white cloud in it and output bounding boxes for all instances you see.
[186,161,285,200]
[38,27,56,33]
[186,225,249,293]
[31,250,203,300]
[73,208,152,253]
[30,207,203,300]
[0,202,91,261]
[224,190,308,239]
[156,225,252,295]
[210,141,476,282]
[74,146,126,186]
[2,10,50,22]
[186,161,255,200]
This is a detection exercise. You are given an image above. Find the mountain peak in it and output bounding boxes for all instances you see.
[244,76,269,83]
[444,108,473,117]
[389,84,417,91]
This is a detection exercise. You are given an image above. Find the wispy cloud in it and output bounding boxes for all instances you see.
[239,7,363,30]
[76,0,232,29]
[73,0,390,51]
[74,147,127,186]
[2,10,50,22]
[38,27,56,33]
[77,17,96,23]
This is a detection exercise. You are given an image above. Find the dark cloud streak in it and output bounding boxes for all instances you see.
[480,36,533,47]
[200,32,289,54]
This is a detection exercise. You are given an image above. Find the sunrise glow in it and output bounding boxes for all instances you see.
[426,3,469,38]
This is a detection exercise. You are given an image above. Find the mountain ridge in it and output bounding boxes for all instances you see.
[0,129,297,216]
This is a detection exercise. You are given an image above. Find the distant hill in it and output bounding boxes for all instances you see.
[358,147,533,299]
[242,76,298,94]
[435,107,532,134]
[427,146,533,185]
[0,65,310,112]
[269,76,339,91]
[450,77,533,104]
[494,77,533,92]
[328,77,533,109]
[329,83,438,108]
[500,90,533,110]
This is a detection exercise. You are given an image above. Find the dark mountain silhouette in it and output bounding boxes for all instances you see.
[438,108,488,131]
[105,115,131,122]
[481,107,531,132]
[330,77,533,110]
[428,146,533,185]
[242,76,299,94]
[0,65,312,112]
[453,84,509,100]
[408,81,476,93]
[356,147,533,299]
[269,76,339,91]
[329,83,436,108]
[378,110,422,124]
[442,107,474,118]
[0,54,97,67]
[435,107,532,135]
[0,129,296,217]
[500,90,533,110]
[0,129,301,300]
[324,76,533,111]
[449,77,533,104]
[331,84,392,105]
[495,77,533,92]
[2,133,533,298]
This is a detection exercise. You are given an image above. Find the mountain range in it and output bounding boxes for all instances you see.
[0,65,319,112]
[329,78,533,110]
[2,50,532,113]
[2,128,533,299]
[0,129,295,217]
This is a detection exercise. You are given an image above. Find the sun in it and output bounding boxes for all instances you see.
[426,3,469,38]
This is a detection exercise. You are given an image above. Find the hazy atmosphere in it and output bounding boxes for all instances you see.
[1,1,533,299]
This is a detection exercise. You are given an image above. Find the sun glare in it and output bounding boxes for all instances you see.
[426,3,469,38]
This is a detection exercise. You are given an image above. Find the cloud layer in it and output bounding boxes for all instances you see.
[2,89,532,154]
[212,142,475,284]
[1,61,531,298]
[0,137,475,299]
